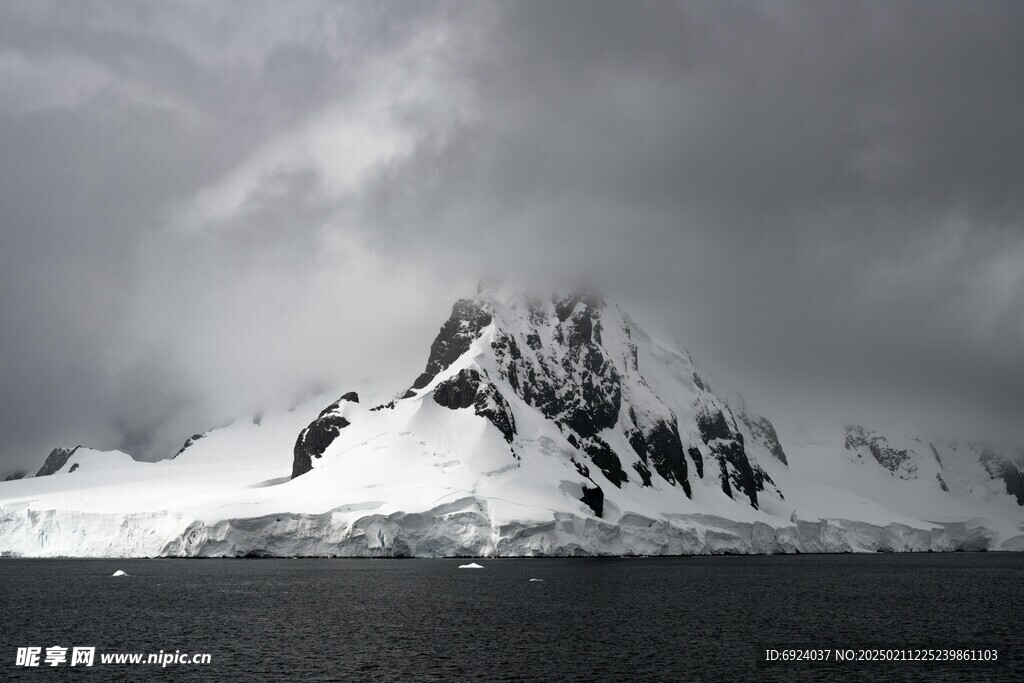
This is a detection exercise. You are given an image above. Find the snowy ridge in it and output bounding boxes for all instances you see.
[1,284,1023,557]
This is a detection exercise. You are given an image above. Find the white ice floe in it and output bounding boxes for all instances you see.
[458,562,484,569]
[111,570,128,577]
[529,578,545,582]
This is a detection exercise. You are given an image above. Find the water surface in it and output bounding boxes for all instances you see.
[1,554,1020,681]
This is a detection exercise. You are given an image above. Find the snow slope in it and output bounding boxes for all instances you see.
[1,284,1022,557]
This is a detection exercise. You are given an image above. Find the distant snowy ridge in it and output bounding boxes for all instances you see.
[1,283,1022,557]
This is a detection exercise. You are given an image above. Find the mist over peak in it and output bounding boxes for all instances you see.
[1,2,1022,475]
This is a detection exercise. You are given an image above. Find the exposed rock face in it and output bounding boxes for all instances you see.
[845,425,915,477]
[580,485,604,517]
[695,401,777,509]
[980,450,1024,506]
[433,369,516,444]
[472,382,517,445]
[317,392,359,417]
[835,428,1024,505]
[174,433,206,458]
[478,286,774,507]
[36,446,80,477]
[4,471,27,481]
[405,300,492,397]
[292,393,360,479]
[687,447,704,479]
[628,418,690,495]
[578,436,628,487]
[432,369,479,409]
[514,302,622,441]
[739,410,788,466]
[489,293,658,494]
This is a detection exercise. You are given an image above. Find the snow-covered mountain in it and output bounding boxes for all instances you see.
[2,283,1022,557]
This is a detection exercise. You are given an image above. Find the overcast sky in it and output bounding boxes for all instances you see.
[1,1,1022,473]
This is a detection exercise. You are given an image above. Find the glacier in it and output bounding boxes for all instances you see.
[1,282,1022,557]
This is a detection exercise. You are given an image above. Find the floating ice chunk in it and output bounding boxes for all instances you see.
[458,562,484,569]
[111,570,128,577]
[529,578,545,582]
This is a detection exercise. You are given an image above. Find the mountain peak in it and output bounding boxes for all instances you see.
[292,284,786,516]
[36,446,82,477]
[6,284,1024,558]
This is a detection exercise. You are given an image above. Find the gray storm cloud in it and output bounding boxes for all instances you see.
[0,1,1022,473]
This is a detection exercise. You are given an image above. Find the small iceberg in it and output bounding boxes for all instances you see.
[111,570,128,577]
[458,562,484,569]
[529,578,545,582]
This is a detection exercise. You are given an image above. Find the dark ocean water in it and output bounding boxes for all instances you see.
[0,553,1020,682]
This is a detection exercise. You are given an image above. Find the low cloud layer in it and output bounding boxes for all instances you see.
[1,1,1022,472]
